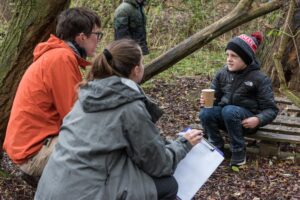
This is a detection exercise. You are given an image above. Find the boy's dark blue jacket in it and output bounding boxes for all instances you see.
[211,59,279,127]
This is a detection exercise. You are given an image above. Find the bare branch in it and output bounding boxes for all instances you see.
[273,0,300,107]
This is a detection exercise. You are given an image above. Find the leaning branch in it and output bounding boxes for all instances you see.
[142,0,283,82]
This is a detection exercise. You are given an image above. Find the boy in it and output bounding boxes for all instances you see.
[199,32,279,166]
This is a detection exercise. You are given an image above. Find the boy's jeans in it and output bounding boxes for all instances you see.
[199,105,255,152]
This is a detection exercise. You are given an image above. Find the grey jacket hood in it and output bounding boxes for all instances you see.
[79,76,145,112]
[78,76,163,122]
[247,57,260,71]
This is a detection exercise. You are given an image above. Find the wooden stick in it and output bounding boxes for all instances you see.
[272,0,300,108]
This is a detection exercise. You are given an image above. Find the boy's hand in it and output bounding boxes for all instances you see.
[199,94,205,107]
[241,117,260,129]
[183,129,203,146]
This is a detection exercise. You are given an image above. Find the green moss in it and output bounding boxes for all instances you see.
[0,169,10,178]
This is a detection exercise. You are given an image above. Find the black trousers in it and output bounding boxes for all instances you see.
[152,176,178,200]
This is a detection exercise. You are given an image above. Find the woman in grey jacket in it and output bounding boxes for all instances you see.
[35,39,202,200]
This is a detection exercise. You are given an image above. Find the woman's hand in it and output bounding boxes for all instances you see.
[183,129,203,146]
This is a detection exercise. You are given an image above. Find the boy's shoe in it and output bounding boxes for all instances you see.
[230,150,246,166]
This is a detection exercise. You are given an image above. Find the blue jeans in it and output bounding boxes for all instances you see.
[199,105,255,152]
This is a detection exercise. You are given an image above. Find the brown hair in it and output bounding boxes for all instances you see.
[56,7,101,41]
[86,39,142,82]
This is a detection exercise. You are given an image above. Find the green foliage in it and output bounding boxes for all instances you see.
[267,29,281,38]
[0,168,10,178]
[185,0,216,32]
[144,49,225,82]
[1,0,277,81]
[231,165,240,172]
[264,10,284,43]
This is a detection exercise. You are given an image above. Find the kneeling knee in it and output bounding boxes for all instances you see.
[199,109,214,123]
[222,105,241,121]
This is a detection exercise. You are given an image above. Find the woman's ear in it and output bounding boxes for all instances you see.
[130,65,139,77]
[129,65,141,83]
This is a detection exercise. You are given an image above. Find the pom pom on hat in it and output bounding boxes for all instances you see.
[251,31,263,45]
[225,31,264,65]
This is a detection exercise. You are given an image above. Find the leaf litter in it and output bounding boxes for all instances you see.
[0,76,299,199]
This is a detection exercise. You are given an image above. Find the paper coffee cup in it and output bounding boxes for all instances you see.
[201,89,215,108]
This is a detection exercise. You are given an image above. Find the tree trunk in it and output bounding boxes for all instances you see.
[142,0,283,83]
[0,0,70,156]
[0,0,12,21]
[280,0,300,91]
[260,0,300,92]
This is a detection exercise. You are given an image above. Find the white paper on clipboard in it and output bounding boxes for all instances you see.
[174,138,224,200]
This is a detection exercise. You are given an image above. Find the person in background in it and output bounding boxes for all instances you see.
[3,7,102,182]
[199,32,278,167]
[35,39,203,200]
[114,0,149,55]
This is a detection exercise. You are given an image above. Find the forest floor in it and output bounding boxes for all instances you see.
[0,76,299,200]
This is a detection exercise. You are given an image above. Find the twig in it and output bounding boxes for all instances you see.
[272,0,300,107]
[287,25,300,71]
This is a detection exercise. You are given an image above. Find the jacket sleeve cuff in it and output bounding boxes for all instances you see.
[177,136,193,151]
[255,114,264,127]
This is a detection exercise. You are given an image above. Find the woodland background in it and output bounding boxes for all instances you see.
[0,0,299,199]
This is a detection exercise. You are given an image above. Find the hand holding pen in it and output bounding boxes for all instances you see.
[183,129,203,146]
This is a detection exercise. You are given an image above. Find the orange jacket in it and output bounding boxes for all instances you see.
[3,35,90,164]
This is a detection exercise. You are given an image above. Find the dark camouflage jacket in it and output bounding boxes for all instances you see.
[114,0,149,55]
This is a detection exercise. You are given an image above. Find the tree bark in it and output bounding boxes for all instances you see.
[0,0,12,21]
[272,0,300,107]
[259,0,300,102]
[0,0,70,155]
[142,0,283,83]
[280,0,300,91]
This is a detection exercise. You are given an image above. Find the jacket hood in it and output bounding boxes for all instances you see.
[247,58,260,70]
[78,76,145,112]
[124,0,145,7]
[33,34,90,67]
[33,35,68,61]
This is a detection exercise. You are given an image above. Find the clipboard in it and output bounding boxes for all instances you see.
[174,136,224,200]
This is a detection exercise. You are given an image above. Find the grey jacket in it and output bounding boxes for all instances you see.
[35,76,192,200]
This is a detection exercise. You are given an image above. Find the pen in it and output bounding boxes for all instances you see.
[202,138,215,151]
